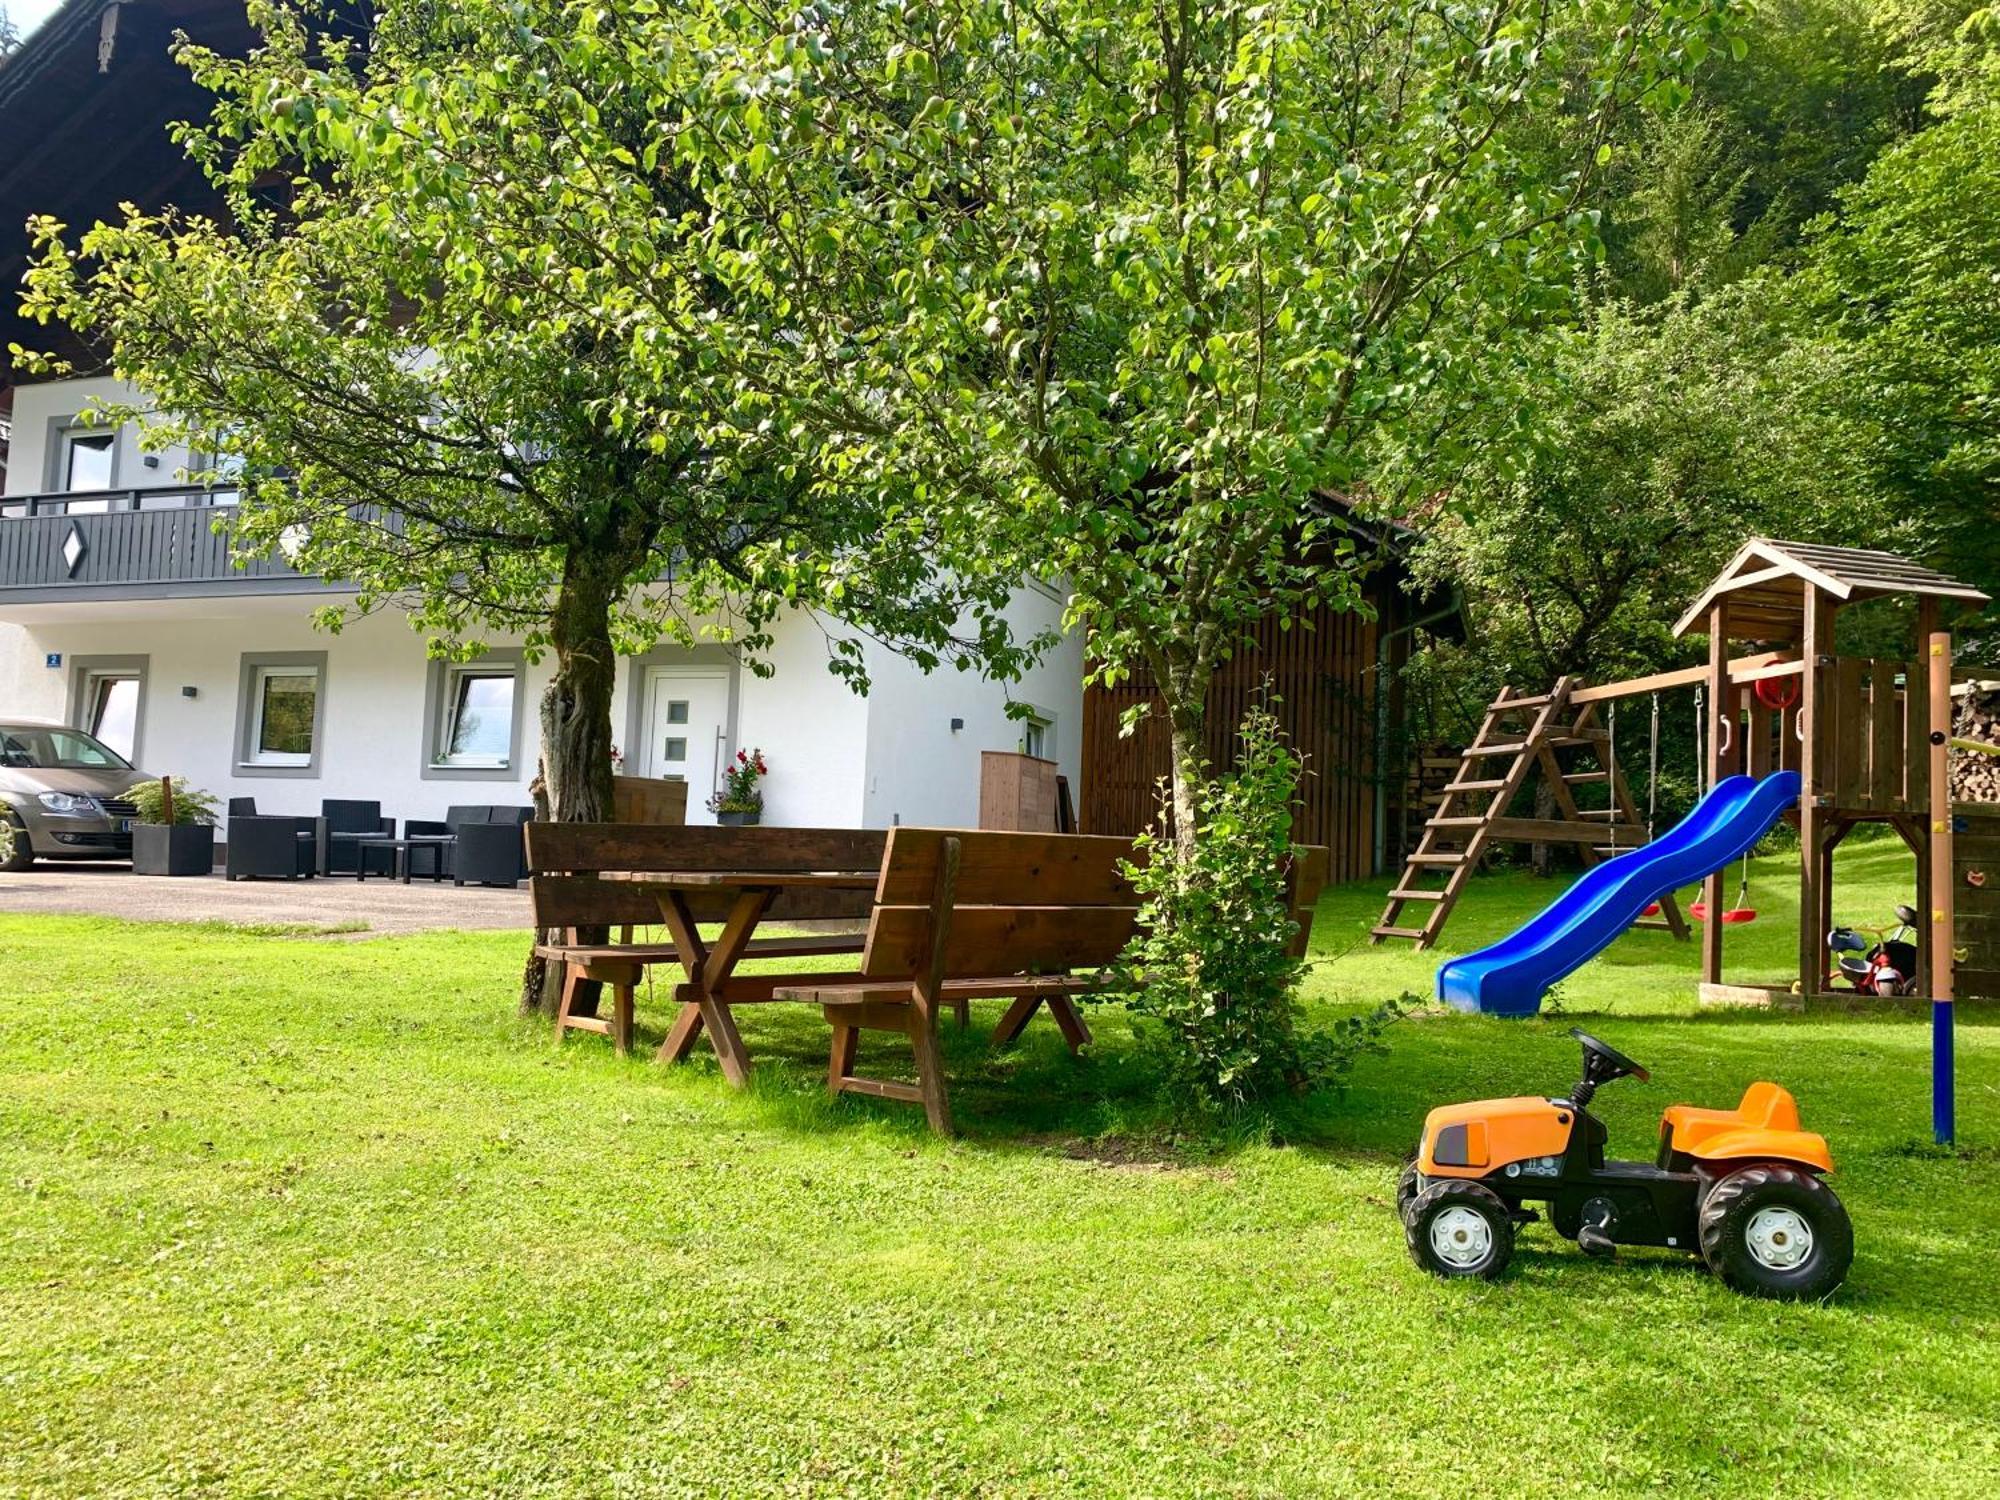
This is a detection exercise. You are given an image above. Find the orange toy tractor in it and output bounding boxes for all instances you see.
[1399,1030,1853,1298]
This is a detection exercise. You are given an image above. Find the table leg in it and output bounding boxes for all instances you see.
[399,846,412,884]
[653,887,773,1087]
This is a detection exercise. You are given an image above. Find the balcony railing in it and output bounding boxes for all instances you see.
[0,485,335,601]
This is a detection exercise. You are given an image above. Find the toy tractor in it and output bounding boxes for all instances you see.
[1399,1029,1853,1299]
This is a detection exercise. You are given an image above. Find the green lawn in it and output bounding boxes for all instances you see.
[2,836,1996,1496]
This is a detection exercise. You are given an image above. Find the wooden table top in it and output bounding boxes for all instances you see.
[605,869,879,890]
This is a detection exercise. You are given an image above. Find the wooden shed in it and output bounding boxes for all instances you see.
[1078,519,1463,887]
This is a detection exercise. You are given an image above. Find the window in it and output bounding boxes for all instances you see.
[1022,713,1053,760]
[423,651,525,779]
[436,668,516,767]
[0,724,131,771]
[61,428,116,490]
[250,667,318,765]
[84,674,140,761]
[67,656,148,766]
[235,652,327,776]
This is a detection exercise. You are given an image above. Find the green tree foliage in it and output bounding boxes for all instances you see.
[1416,281,1858,693]
[679,0,1736,845]
[1794,102,2000,653]
[1875,0,2000,112]
[16,0,1033,838]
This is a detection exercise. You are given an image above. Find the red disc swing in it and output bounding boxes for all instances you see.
[1689,681,1772,924]
[1689,854,1761,924]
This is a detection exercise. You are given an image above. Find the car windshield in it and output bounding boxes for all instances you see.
[0,724,133,771]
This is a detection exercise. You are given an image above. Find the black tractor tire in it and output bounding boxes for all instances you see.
[1698,1164,1853,1300]
[1396,1156,1422,1219]
[1404,1179,1515,1281]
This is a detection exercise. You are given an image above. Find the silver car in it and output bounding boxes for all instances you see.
[0,720,151,870]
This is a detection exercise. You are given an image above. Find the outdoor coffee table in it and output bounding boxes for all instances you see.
[355,835,450,884]
[606,870,877,1084]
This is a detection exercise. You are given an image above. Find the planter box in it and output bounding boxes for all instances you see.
[715,810,761,827]
[132,823,216,877]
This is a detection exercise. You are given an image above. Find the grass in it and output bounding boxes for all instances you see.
[1,833,1996,1496]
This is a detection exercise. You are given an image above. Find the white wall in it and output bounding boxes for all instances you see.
[732,611,872,828]
[0,522,1080,831]
[4,376,194,497]
[0,609,547,827]
[859,579,1085,829]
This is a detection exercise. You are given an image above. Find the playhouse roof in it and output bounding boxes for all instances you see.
[1673,538,1992,640]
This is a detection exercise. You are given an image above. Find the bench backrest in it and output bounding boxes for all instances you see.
[858,830,1331,979]
[860,828,1142,979]
[525,823,888,928]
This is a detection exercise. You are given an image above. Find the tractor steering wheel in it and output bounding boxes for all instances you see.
[1570,1027,1650,1083]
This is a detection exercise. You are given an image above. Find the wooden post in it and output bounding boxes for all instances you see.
[1701,605,1730,985]
[1928,628,1955,1145]
[159,775,175,827]
[1796,582,1824,1000]
[1913,596,1939,996]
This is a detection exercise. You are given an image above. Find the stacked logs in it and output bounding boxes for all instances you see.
[1955,683,2000,803]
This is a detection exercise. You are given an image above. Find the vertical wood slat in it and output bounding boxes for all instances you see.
[1833,657,1868,810]
[1868,659,1899,811]
[1904,659,1928,814]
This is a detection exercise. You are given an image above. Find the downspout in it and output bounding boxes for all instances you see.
[1372,588,1467,877]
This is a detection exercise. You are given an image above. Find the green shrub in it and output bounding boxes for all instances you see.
[1114,707,1396,1116]
[126,777,221,827]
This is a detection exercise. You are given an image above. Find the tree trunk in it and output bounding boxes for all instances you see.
[520,552,622,1016]
[1162,674,1211,860]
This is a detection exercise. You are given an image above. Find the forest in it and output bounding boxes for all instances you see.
[1409,0,2000,756]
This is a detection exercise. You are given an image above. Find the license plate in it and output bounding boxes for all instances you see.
[117,819,132,832]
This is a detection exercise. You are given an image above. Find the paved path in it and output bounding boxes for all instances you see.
[0,864,530,936]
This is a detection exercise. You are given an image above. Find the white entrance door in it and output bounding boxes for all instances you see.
[641,668,731,825]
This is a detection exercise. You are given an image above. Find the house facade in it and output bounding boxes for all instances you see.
[0,375,1085,832]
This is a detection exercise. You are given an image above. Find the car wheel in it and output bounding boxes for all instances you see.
[1405,1179,1515,1281]
[1698,1164,1853,1300]
[1,825,32,872]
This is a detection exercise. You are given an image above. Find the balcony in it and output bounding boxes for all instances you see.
[0,486,340,605]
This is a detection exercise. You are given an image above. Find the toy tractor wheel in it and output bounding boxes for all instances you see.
[1698,1164,1853,1300]
[1396,1155,1422,1219]
[1404,1180,1515,1281]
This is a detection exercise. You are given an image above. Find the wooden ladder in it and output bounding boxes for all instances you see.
[1372,680,1579,949]
[1373,679,1688,948]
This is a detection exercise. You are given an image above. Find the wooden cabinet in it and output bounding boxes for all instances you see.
[980,751,1060,832]
[612,775,690,826]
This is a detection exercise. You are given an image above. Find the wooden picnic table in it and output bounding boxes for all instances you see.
[605,869,878,1085]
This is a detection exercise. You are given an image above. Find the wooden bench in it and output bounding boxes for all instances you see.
[772,829,1331,1134]
[524,823,884,1056]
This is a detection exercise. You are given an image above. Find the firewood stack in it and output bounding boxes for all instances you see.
[1955,683,2000,803]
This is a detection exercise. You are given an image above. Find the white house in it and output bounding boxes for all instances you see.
[0,372,1085,837]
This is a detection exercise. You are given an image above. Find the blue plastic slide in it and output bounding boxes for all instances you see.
[1435,770,1803,1017]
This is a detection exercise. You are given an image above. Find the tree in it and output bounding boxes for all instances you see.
[1414,281,1856,692]
[1793,100,2000,655]
[0,6,21,58]
[17,0,1034,840]
[675,0,1737,847]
